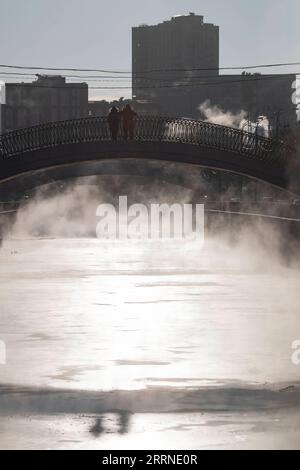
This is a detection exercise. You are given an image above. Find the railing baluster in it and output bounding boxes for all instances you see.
[0,116,287,171]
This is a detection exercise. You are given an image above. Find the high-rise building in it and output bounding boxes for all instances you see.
[132,14,297,130]
[132,13,219,107]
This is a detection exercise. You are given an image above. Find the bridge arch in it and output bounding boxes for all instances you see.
[0,116,295,194]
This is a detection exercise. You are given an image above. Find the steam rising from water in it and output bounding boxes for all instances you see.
[9,176,196,239]
[199,100,270,136]
[5,176,300,271]
[199,100,247,128]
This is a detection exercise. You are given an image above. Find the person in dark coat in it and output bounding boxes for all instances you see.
[107,106,120,140]
[120,104,138,140]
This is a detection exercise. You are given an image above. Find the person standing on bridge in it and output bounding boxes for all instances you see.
[107,106,121,141]
[120,104,138,140]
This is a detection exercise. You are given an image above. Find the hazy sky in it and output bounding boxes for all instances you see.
[1,0,299,99]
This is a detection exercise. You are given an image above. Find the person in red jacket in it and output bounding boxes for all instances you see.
[120,104,138,140]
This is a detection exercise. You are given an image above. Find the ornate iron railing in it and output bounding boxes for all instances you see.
[0,116,287,164]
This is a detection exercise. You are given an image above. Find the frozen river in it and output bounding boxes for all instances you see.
[0,237,300,449]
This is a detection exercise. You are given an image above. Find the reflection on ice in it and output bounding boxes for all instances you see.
[0,236,300,449]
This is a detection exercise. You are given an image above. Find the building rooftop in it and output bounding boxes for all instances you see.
[136,13,216,28]
[170,13,203,21]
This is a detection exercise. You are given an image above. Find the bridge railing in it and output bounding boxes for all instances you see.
[0,116,286,164]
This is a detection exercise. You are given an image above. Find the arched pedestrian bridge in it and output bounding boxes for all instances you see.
[0,116,296,193]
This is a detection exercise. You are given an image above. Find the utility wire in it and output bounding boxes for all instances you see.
[0,75,131,83]
[0,75,132,83]
[0,71,132,80]
[1,71,298,84]
[0,61,300,74]
[0,73,298,90]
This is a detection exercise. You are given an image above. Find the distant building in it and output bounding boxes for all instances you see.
[132,99,161,115]
[87,98,161,117]
[132,14,297,131]
[132,13,219,103]
[87,100,111,117]
[200,73,297,133]
[1,75,88,133]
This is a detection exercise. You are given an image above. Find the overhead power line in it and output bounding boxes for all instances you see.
[0,71,132,80]
[0,74,132,83]
[0,73,298,90]
[0,61,300,75]
[0,70,298,84]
